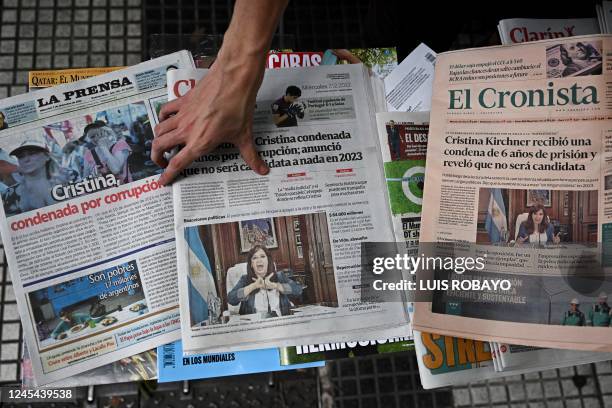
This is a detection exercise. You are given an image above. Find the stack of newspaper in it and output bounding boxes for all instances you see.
[597,2,612,33]
[497,18,600,44]
[3,28,612,391]
[411,33,612,388]
[2,44,439,386]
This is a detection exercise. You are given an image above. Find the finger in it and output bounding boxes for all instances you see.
[151,129,184,168]
[158,146,200,186]
[154,114,180,137]
[158,97,185,122]
[237,137,268,175]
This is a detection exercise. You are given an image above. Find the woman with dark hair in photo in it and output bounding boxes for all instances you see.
[227,244,302,317]
[517,204,561,245]
[82,121,132,184]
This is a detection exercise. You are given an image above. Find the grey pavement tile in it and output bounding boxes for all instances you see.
[507,383,526,401]
[92,24,107,36]
[110,23,125,36]
[55,24,72,37]
[561,379,580,397]
[53,54,70,68]
[20,9,36,22]
[455,387,472,404]
[524,382,543,399]
[18,24,35,38]
[127,23,140,36]
[17,55,33,69]
[10,85,26,95]
[543,381,561,398]
[488,385,508,404]
[38,24,53,37]
[108,53,123,66]
[0,87,8,99]
[0,72,12,86]
[73,39,89,52]
[72,54,88,67]
[18,39,34,53]
[1,25,16,38]
[74,23,90,36]
[595,361,612,374]
[597,374,612,392]
[0,56,14,70]
[470,386,490,405]
[36,39,52,53]
[0,342,18,361]
[38,9,54,22]
[35,55,52,69]
[2,10,17,22]
[0,40,16,53]
[126,53,141,65]
[75,9,90,22]
[127,38,141,51]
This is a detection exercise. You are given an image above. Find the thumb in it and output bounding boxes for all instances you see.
[238,136,269,176]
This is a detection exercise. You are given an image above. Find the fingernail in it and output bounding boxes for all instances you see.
[260,165,269,175]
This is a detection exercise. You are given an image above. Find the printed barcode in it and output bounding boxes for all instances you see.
[162,344,176,368]
[425,52,436,64]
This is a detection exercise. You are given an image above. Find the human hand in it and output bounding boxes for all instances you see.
[251,276,265,290]
[553,232,561,244]
[517,236,528,244]
[152,51,269,185]
[264,274,278,291]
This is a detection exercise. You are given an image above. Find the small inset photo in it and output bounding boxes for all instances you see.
[476,188,598,245]
[546,40,602,78]
[185,212,339,328]
[28,260,147,349]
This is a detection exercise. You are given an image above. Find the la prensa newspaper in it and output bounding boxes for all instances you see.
[0,51,194,384]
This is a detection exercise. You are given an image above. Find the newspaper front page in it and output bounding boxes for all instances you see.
[168,64,411,353]
[413,34,612,351]
[0,51,194,384]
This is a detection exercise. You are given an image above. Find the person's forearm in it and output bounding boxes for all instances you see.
[221,0,288,60]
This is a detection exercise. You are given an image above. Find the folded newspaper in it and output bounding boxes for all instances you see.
[21,342,158,387]
[157,340,323,382]
[413,34,612,352]
[0,51,194,385]
[167,64,415,354]
[497,18,599,45]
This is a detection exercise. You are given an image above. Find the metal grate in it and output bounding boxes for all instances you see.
[0,246,21,385]
[0,0,143,99]
[329,352,453,408]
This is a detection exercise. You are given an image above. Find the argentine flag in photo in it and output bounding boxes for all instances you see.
[485,188,507,243]
[185,226,217,326]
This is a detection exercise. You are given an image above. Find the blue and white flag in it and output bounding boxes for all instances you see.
[185,226,217,325]
[485,188,507,243]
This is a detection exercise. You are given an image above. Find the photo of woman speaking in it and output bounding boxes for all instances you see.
[227,244,302,317]
[517,204,561,245]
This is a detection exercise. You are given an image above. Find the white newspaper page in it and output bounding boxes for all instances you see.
[384,44,436,112]
[0,51,194,384]
[497,342,612,372]
[169,64,410,353]
[413,34,612,351]
[497,18,600,45]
